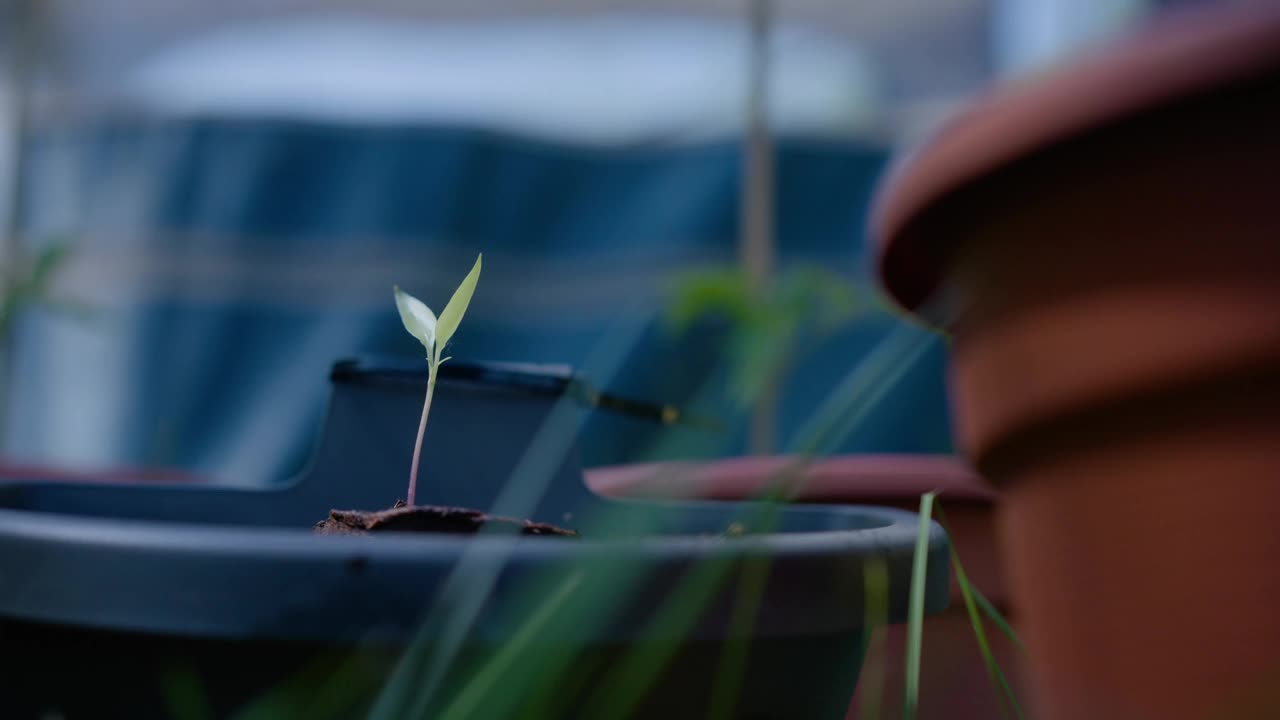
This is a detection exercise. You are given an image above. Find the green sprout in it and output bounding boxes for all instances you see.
[393,254,482,506]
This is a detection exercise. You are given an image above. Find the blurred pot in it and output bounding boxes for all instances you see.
[872,4,1280,719]
[0,360,949,719]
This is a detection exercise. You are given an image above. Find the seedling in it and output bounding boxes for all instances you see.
[393,254,482,506]
[317,252,569,536]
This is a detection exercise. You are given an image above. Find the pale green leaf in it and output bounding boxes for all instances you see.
[394,285,437,356]
[905,490,937,720]
[434,254,482,359]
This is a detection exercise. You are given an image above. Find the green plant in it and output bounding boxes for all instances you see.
[0,241,87,443]
[0,242,78,339]
[233,258,1019,720]
[672,269,1026,718]
[904,491,937,720]
[901,495,1028,720]
[937,505,1026,720]
[666,264,862,409]
[393,253,482,506]
[429,306,943,720]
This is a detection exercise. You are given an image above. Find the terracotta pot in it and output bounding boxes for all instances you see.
[587,455,1028,720]
[871,4,1280,719]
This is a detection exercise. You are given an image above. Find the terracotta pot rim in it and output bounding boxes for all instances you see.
[585,454,994,504]
[869,2,1280,318]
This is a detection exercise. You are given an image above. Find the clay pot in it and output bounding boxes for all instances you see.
[871,4,1280,719]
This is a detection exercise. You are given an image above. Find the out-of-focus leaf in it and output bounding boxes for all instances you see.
[664,263,870,423]
[665,269,756,333]
[393,285,437,357]
[435,254,482,361]
[0,240,83,337]
[728,321,794,408]
[161,668,215,720]
[34,298,99,324]
[27,243,69,295]
[771,268,857,331]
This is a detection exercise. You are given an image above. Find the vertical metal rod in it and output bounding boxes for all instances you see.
[740,0,776,455]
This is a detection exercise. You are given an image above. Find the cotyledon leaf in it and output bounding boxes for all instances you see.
[394,285,437,356]
[434,254,482,363]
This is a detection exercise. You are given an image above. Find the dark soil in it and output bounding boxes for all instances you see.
[314,500,578,537]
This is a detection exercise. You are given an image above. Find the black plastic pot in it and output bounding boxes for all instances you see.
[0,359,948,720]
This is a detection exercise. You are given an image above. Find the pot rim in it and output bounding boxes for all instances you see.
[0,499,946,644]
[869,2,1280,319]
[586,454,994,503]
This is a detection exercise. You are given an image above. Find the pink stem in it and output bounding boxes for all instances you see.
[407,367,436,506]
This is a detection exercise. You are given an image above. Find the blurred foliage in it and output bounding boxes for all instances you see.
[665,264,866,408]
[0,240,88,340]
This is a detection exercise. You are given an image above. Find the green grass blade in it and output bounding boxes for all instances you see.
[857,556,890,720]
[433,503,671,720]
[161,668,214,720]
[520,470,796,720]
[787,323,912,453]
[706,555,773,720]
[514,510,682,719]
[934,506,1026,720]
[438,572,582,720]
[974,585,1027,655]
[952,545,1024,720]
[231,650,382,720]
[787,324,935,456]
[582,553,739,720]
[904,491,936,720]
[576,490,790,720]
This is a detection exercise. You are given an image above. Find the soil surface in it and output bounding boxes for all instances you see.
[314,501,578,537]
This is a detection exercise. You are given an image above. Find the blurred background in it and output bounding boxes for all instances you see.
[0,0,1182,486]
